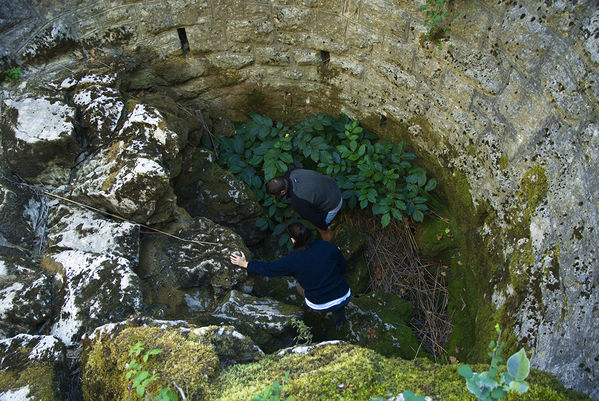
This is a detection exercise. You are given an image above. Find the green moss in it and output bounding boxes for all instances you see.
[205,343,592,401]
[466,145,477,158]
[0,364,61,401]
[82,326,220,401]
[499,155,509,171]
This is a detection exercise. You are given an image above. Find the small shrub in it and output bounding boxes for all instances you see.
[457,324,531,400]
[126,341,181,401]
[215,113,436,247]
[251,371,295,401]
[2,67,21,83]
[419,0,460,49]
[290,318,312,345]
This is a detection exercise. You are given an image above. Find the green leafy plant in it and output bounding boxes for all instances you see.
[457,324,531,400]
[126,341,181,401]
[2,67,21,83]
[216,113,436,247]
[419,0,459,49]
[251,371,296,401]
[290,318,313,345]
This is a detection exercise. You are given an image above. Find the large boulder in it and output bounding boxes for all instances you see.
[0,334,69,401]
[0,259,54,339]
[138,211,249,320]
[210,290,303,352]
[0,96,80,185]
[81,317,262,401]
[69,137,175,225]
[42,250,142,346]
[175,148,266,246]
[45,199,139,262]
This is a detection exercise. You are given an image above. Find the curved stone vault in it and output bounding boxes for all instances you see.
[1,0,598,398]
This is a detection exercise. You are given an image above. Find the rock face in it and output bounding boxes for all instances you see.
[0,96,80,185]
[1,0,599,397]
[0,334,69,400]
[175,148,266,246]
[211,290,303,351]
[138,212,249,319]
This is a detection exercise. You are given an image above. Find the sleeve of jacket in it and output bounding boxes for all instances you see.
[247,254,297,277]
[291,197,329,230]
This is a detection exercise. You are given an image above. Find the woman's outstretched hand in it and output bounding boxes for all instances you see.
[230,251,248,268]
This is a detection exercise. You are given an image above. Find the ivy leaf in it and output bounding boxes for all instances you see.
[381,213,391,227]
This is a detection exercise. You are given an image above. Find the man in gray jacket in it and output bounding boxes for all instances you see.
[266,168,342,241]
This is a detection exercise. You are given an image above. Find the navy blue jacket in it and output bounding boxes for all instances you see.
[247,240,349,306]
[285,168,341,230]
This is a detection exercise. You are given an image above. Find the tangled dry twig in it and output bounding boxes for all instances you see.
[338,210,452,357]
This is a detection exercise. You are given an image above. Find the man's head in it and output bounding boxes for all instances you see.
[266,176,288,198]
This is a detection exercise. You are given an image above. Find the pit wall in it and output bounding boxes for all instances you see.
[1,0,598,397]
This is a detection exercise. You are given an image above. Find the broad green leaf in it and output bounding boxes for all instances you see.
[509,380,529,393]
[360,199,368,209]
[413,210,424,222]
[458,365,473,379]
[507,348,530,381]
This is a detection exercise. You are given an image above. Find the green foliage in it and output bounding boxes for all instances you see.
[2,67,21,83]
[290,318,313,345]
[126,341,181,401]
[216,113,436,245]
[419,0,460,49]
[251,371,296,401]
[457,325,531,400]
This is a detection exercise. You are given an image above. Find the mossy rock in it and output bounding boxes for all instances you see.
[303,292,421,360]
[0,335,68,401]
[251,275,305,307]
[81,318,264,401]
[414,216,456,259]
[205,342,592,401]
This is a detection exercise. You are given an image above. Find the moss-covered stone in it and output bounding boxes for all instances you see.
[0,335,68,401]
[82,326,221,401]
[205,342,592,401]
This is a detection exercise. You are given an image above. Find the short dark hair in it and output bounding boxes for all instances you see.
[287,222,314,250]
[266,176,287,196]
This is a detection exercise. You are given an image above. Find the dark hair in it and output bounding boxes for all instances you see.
[287,222,314,250]
[266,176,287,196]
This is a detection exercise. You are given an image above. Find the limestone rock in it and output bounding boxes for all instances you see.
[81,317,262,401]
[0,265,54,339]
[0,334,68,400]
[175,148,265,246]
[138,213,248,319]
[45,200,140,262]
[211,290,303,351]
[71,73,124,147]
[305,292,420,360]
[45,250,142,346]
[69,137,175,225]
[0,97,80,185]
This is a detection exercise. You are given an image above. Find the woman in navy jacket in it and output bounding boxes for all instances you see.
[229,222,351,326]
